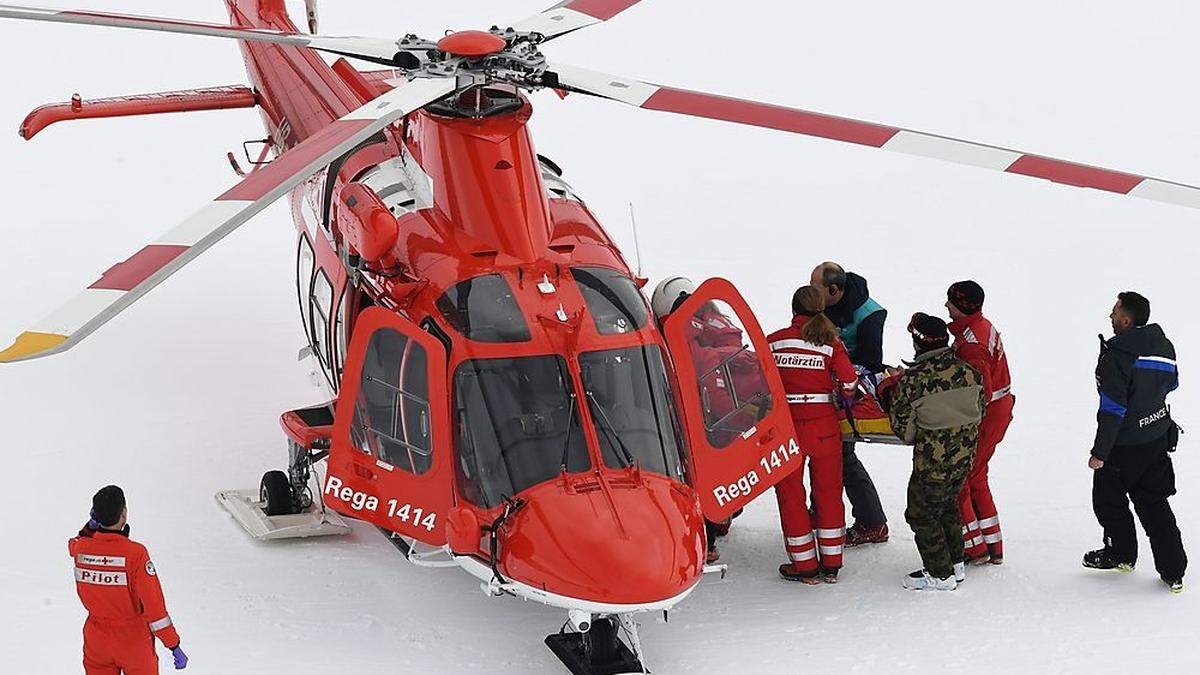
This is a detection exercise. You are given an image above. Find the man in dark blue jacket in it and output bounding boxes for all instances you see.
[1084,291,1187,593]
[812,262,889,545]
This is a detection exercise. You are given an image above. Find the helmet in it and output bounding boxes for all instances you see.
[651,276,695,319]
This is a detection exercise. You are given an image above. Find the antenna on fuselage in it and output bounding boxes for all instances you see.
[629,202,643,278]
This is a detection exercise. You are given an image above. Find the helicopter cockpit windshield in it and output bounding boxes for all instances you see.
[579,345,685,480]
[570,266,648,335]
[435,274,531,343]
[453,354,587,508]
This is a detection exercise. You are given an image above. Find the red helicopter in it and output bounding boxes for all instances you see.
[2,1,1199,672]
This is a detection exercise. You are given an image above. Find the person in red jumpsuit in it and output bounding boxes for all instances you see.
[686,300,766,442]
[652,276,765,562]
[71,485,188,674]
[768,285,858,583]
[946,281,1014,565]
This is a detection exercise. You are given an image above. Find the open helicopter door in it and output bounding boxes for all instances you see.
[662,278,801,523]
[323,307,453,545]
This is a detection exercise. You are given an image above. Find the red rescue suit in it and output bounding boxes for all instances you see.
[949,312,1014,559]
[767,316,857,572]
[686,303,762,446]
[70,526,180,675]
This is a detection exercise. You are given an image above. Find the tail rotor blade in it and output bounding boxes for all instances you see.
[545,62,1200,211]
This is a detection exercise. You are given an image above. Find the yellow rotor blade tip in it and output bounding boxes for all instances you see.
[0,331,68,362]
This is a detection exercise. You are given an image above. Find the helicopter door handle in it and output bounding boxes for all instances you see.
[755,428,777,446]
[353,462,376,480]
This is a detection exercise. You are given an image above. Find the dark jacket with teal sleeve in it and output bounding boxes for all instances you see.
[1091,324,1179,461]
[824,272,887,373]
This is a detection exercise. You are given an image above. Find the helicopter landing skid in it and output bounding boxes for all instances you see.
[545,616,647,675]
[215,488,350,541]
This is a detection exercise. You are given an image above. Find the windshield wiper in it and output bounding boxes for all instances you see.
[558,392,577,472]
[585,390,637,468]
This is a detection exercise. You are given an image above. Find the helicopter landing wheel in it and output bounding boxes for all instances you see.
[260,470,296,516]
[545,616,645,675]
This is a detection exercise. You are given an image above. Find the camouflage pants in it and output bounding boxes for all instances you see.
[905,438,976,579]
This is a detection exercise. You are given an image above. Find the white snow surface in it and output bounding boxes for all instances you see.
[2,1,1200,672]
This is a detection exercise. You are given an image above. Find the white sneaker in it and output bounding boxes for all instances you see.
[903,569,958,591]
[953,561,966,584]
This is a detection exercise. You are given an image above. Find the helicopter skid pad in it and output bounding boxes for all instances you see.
[545,630,646,675]
[215,489,351,541]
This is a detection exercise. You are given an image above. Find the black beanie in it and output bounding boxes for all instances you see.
[92,485,126,527]
[908,312,950,351]
[948,280,985,315]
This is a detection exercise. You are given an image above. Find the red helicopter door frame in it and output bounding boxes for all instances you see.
[323,307,453,546]
[662,278,801,523]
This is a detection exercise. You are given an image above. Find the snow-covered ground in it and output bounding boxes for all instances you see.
[2,1,1200,672]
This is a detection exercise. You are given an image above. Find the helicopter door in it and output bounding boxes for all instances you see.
[324,307,453,545]
[661,278,800,522]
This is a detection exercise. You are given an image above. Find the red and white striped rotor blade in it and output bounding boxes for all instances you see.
[547,63,1200,211]
[0,4,402,62]
[511,1,645,41]
[0,77,456,363]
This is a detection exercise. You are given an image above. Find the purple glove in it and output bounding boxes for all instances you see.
[171,646,188,670]
[87,509,100,531]
[838,393,857,412]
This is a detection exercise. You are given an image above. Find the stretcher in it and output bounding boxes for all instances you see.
[837,389,908,446]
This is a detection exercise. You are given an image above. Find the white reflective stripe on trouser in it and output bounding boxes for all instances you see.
[148,616,173,632]
[786,393,833,404]
[789,549,817,562]
[970,536,984,547]
[983,532,1003,544]
[815,527,845,539]
[819,545,843,556]
[978,516,1000,529]
[786,534,814,546]
[74,567,127,586]
[990,385,1012,402]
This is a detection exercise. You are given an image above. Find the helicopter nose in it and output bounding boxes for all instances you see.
[500,474,707,606]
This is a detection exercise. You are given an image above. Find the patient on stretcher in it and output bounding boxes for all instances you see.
[837,365,903,444]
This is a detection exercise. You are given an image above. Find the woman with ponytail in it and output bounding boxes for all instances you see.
[766,285,859,583]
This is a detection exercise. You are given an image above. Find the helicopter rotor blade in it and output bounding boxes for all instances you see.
[511,1,645,41]
[0,4,403,64]
[545,62,1200,211]
[0,77,457,363]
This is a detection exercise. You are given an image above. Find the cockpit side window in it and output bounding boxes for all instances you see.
[452,355,589,507]
[435,274,531,343]
[350,327,433,475]
[571,267,649,336]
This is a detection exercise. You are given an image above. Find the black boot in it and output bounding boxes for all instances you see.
[1082,548,1135,572]
[1162,576,1184,594]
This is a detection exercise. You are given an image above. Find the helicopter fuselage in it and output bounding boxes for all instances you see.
[230,0,709,613]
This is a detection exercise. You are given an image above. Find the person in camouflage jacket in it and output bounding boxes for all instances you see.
[879,313,986,590]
